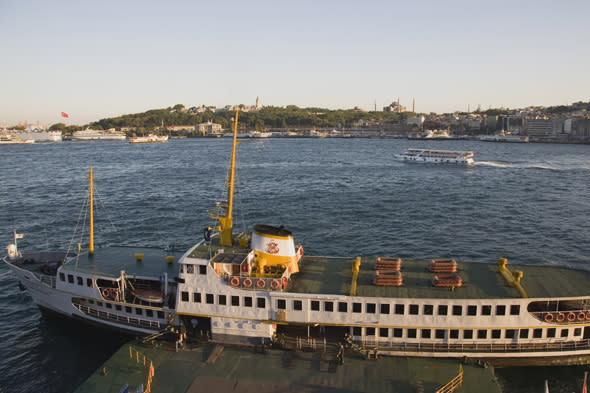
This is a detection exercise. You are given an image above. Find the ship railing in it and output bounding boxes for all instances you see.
[74,303,163,331]
[530,310,590,323]
[356,338,590,354]
[38,274,56,288]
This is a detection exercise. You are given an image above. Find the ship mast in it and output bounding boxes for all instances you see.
[210,110,239,247]
[87,166,94,255]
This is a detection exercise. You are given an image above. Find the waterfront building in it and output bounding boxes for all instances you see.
[198,121,223,135]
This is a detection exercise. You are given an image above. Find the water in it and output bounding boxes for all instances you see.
[1,139,589,393]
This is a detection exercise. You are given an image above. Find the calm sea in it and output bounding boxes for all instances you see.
[1,138,589,393]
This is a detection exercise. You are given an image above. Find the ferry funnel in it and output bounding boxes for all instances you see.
[251,225,300,275]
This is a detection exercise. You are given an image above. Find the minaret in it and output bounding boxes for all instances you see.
[255,96,261,110]
[412,98,415,113]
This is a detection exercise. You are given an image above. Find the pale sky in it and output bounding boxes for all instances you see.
[1,0,589,125]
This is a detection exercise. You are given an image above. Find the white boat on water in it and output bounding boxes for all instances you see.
[0,134,35,145]
[129,134,169,144]
[247,131,272,138]
[480,131,529,143]
[71,129,126,141]
[397,148,475,165]
[8,112,590,367]
[16,130,62,143]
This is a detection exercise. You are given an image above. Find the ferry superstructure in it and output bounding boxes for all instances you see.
[397,149,475,165]
[129,134,168,144]
[71,129,126,141]
[5,111,590,367]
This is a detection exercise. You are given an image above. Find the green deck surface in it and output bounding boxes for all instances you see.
[76,342,502,393]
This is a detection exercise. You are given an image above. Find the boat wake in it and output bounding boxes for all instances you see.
[475,161,588,171]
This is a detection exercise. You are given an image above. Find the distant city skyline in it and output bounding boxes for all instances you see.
[1,0,589,125]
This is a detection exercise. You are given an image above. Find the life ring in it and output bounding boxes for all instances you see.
[556,312,566,322]
[567,312,576,322]
[102,288,110,298]
[544,313,554,322]
[230,277,240,287]
[578,312,586,322]
[586,311,590,321]
[256,279,266,289]
[242,278,253,288]
[111,289,119,299]
[270,279,280,290]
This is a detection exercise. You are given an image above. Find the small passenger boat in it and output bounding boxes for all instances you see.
[397,148,475,165]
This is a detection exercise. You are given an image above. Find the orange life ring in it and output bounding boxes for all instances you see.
[586,311,590,321]
[256,279,266,289]
[544,313,554,322]
[102,288,110,298]
[578,312,586,322]
[270,279,280,290]
[556,312,566,322]
[242,278,253,288]
[567,312,576,322]
[230,277,240,287]
[111,289,118,299]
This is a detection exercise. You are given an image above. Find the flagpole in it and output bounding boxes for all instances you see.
[13,230,17,254]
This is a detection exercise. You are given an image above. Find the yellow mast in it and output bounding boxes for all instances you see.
[210,110,239,247]
[87,166,94,255]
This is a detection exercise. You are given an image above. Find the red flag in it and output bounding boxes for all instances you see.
[61,112,69,118]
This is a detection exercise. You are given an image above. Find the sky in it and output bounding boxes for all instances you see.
[1,0,589,126]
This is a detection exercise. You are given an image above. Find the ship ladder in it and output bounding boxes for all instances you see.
[434,364,463,393]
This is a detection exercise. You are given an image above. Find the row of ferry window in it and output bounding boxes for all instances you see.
[180,264,207,275]
[60,273,94,287]
[180,293,521,318]
[351,326,582,339]
[276,299,521,317]
[86,299,166,319]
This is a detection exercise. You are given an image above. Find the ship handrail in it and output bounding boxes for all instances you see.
[74,302,163,331]
[38,274,56,288]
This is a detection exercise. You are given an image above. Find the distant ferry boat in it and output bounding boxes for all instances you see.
[480,132,529,143]
[397,148,475,165]
[0,134,35,145]
[12,130,62,143]
[129,134,169,144]
[71,129,126,141]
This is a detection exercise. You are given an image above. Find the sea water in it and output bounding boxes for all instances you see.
[1,138,589,392]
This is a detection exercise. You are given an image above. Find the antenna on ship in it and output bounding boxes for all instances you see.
[209,109,239,247]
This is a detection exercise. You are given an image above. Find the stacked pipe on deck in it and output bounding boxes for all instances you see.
[373,257,403,286]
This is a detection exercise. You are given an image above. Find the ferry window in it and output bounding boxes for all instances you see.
[409,305,419,315]
[407,329,417,339]
[421,329,431,339]
[59,273,65,281]
[452,305,462,316]
[505,329,516,339]
[393,328,403,338]
[423,305,433,315]
[125,306,132,313]
[311,301,320,311]
[157,311,164,319]
[352,303,362,313]
[463,330,473,339]
[467,305,477,316]
[450,330,459,339]
[477,330,487,339]
[115,305,122,311]
[492,330,501,339]
[77,277,83,285]
[496,305,506,315]
[146,309,153,317]
[510,305,520,315]
[277,299,286,309]
[293,300,302,310]
[324,301,333,312]
[97,302,103,307]
[561,329,569,338]
[186,265,194,274]
[435,329,445,339]
[379,328,389,337]
[206,294,214,304]
[86,278,93,287]
[547,328,556,338]
[395,304,405,315]
[232,296,240,306]
[353,327,362,336]
[199,265,207,275]
[438,305,448,315]
[380,304,390,314]
[257,298,265,308]
[193,293,201,303]
[575,328,582,337]
[338,302,347,312]
[106,303,112,309]
[136,308,143,315]
[366,327,375,336]
[481,305,492,316]
[533,328,543,338]
[68,274,74,283]
[244,297,253,307]
[181,291,189,302]
[89,300,94,304]
[218,295,227,305]
[366,303,376,314]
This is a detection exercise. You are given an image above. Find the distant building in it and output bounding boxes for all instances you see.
[383,99,406,113]
[198,121,223,135]
[167,125,194,132]
[570,118,590,137]
[525,119,563,137]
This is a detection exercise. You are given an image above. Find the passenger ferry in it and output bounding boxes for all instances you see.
[5,112,590,366]
[129,134,169,144]
[71,129,126,141]
[397,148,475,165]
